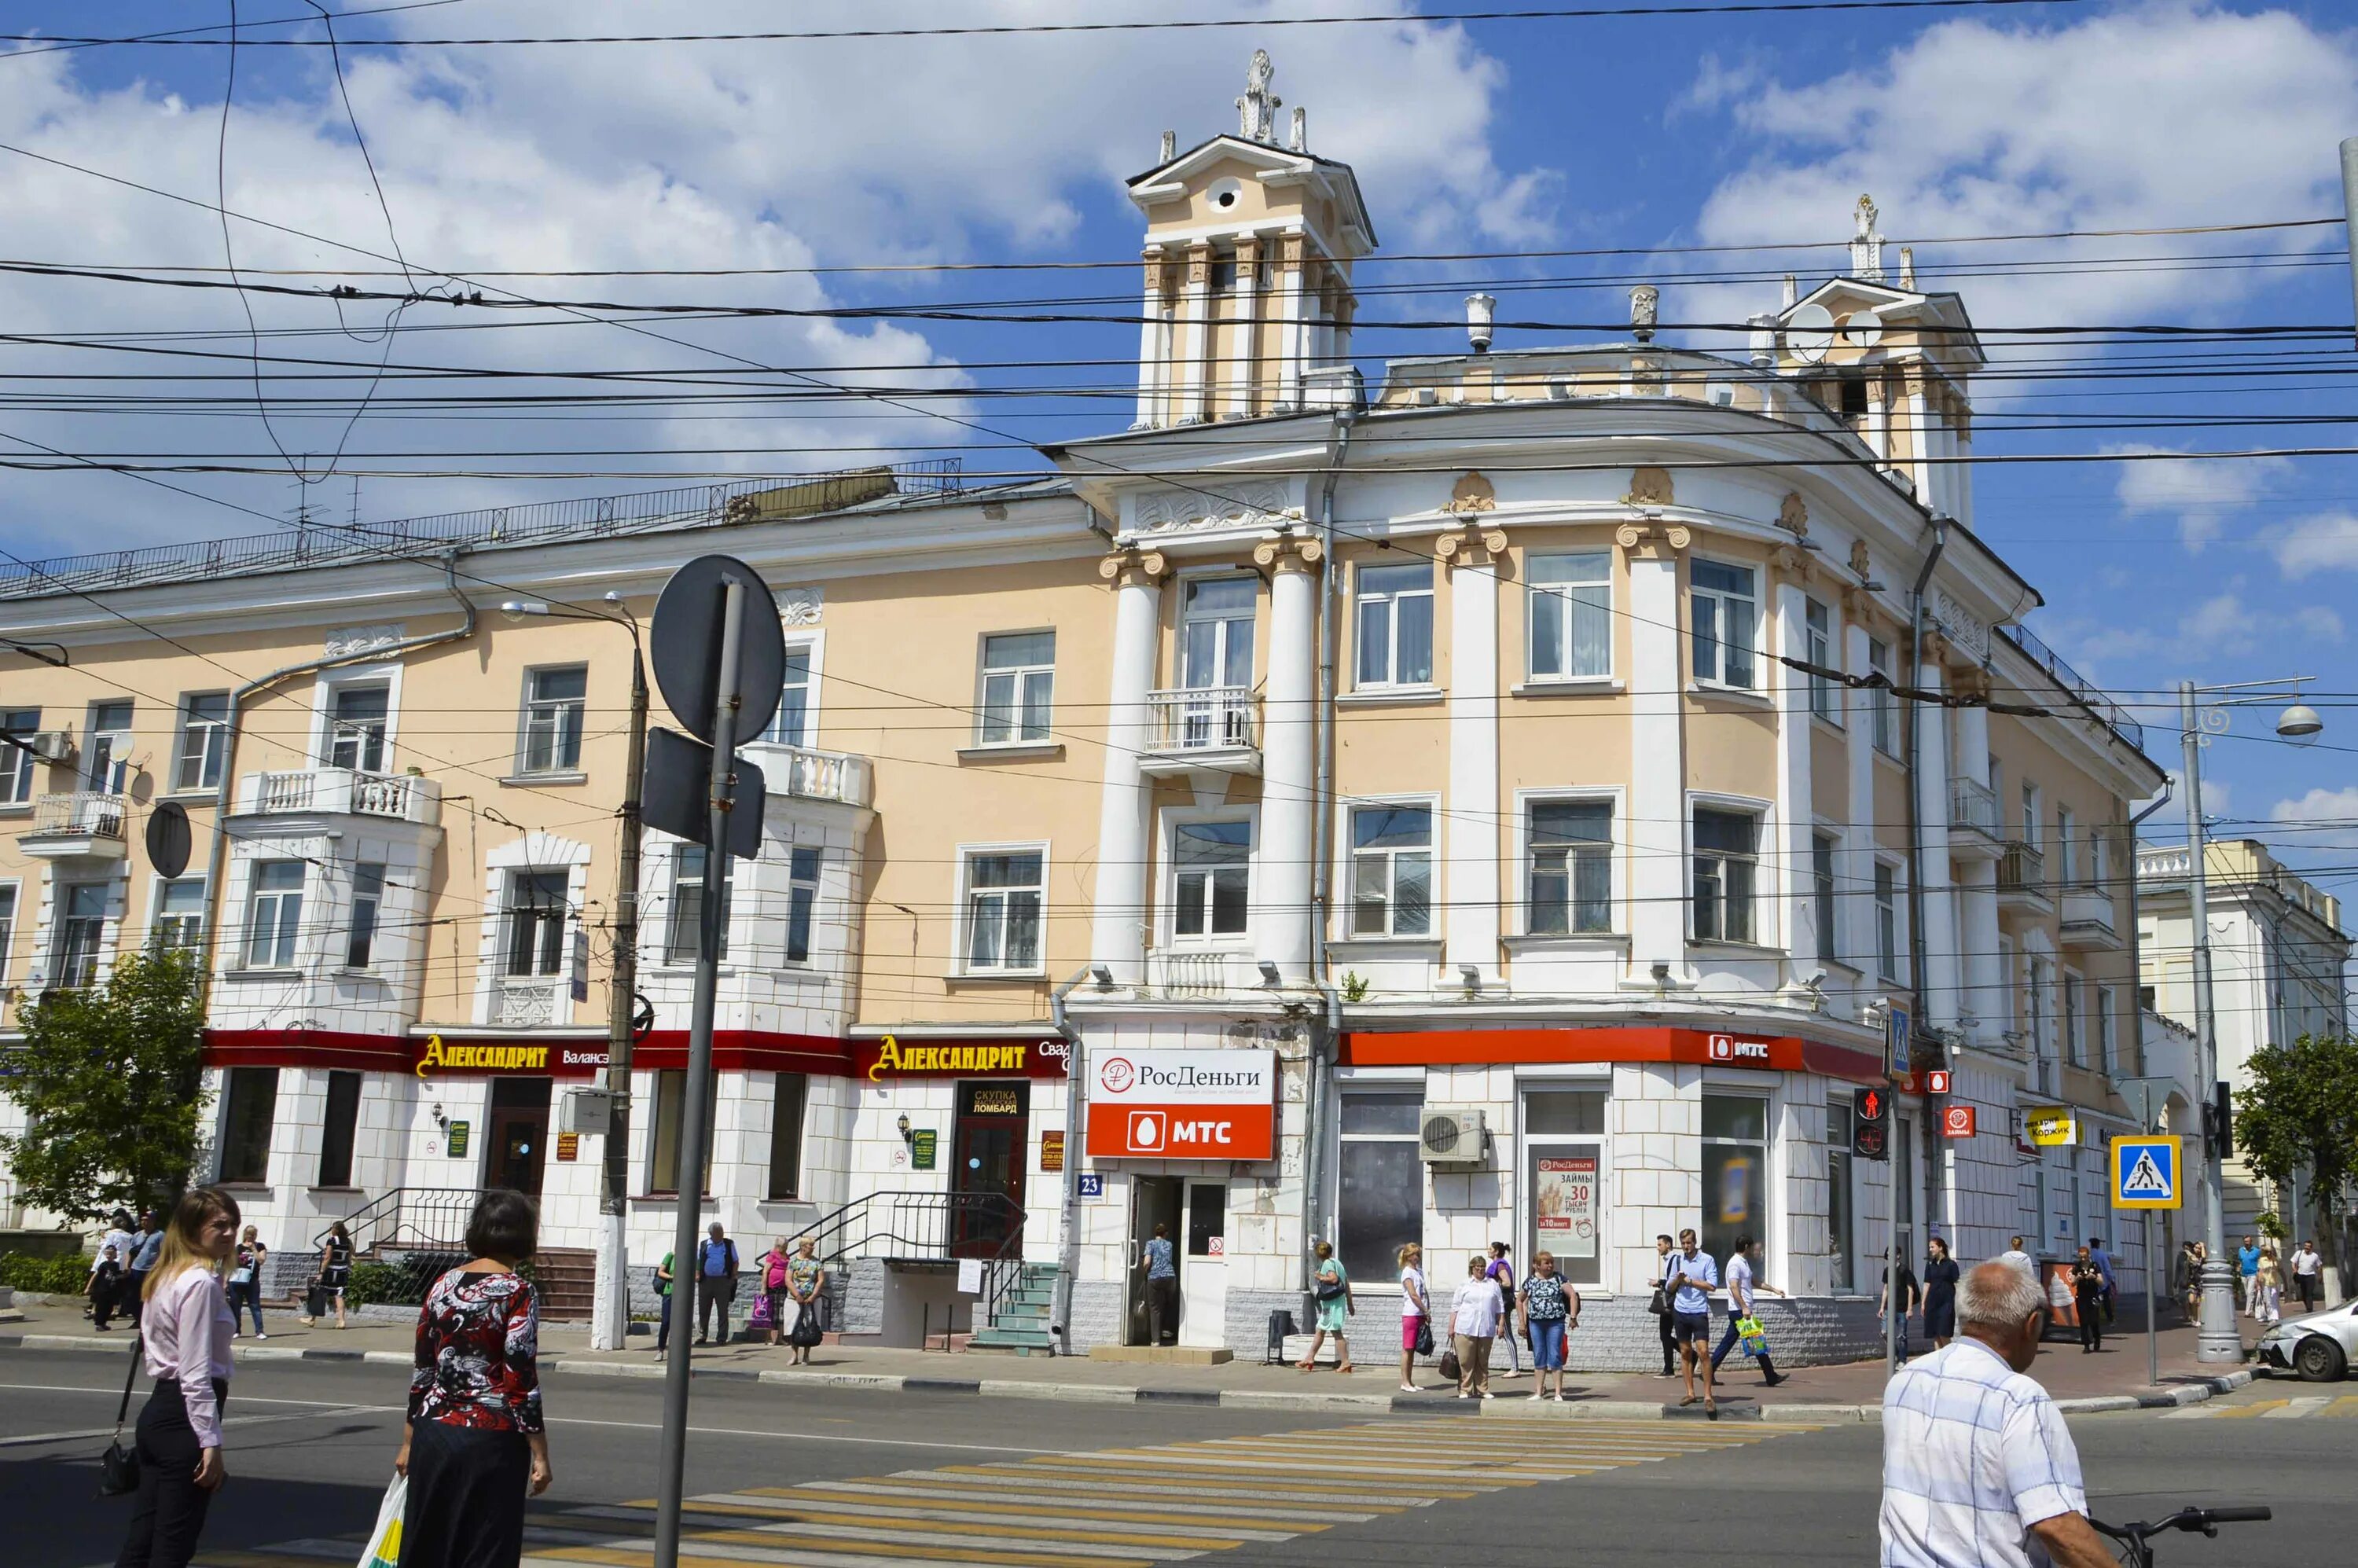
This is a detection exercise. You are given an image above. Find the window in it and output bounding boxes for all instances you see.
[1805,600,1839,722]
[2019,783,2040,846]
[2095,985,2117,1075]
[1691,806,1760,943]
[519,666,587,773]
[86,700,133,791]
[1525,1089,1607,1286]
[2089,826,2110,892]
[1337,1090,1423,1287]
[244,862,303,969]
[1180,577,1255,690]
[1350,804,1432,938]
[962,849,1044,972]
[174,693,230,792]
[767,1073,807,1200]
[325,685,389,772]
[2056,806,2077,886]
[1528,799,1612,934]
[2062,971,2084,1066]
[1875,862,1901,982]
[346,864,385,969]
[318,1070,362,1187]
[1827,1100,1856,1292]
[762,645,816,746]
[1173,821,1251,941]
[217,1067,278,1184]
[0,883,16,981]
[1527,551,1611,682]
[648,1067,716,1196]
[1690,560,1757,688]
[0,708,39,804]
[504,871,568,976]
[665,846,732,964]
[1866,638,1897,756]
[1355,564,1434,688]
[1700,1094,1768,1269]
[979,633,1055,744]
[53,883,108,987]
[1812,834,1838,964]
[153,877,206,952]
[785,846,821,964]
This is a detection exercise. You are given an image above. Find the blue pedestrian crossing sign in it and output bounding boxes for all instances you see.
[2112,1136,2182,1210]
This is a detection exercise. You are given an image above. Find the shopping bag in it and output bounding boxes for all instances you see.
[1735,1316,1768,1357]
[748,1293,774,1331]
[790,1295,827,1349]
[1438,1348,1461,1383]
[357,1474,406,1568]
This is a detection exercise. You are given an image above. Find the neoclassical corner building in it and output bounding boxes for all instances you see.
[0,57,2169,1363]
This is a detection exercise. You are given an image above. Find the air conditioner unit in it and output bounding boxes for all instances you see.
[26,732,73,762]
[1418,1107,1488,1165]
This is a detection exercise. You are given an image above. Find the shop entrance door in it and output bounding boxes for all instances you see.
[1127,1176,1183,1346]
[1178,1179,1228,1348]
[950,1080,1028,1258]
[484,1078,552,1199]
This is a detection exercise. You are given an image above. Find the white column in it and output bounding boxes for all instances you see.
[1091,558,1161,984]
[1866,375,1890,462]
[1905,372,1934,505]
[1954,413,1975,531]
[1229,242,1260,418]
[1625,531,1688,976]
[1274,241,1305,409]
[1952,700,2002,1045]
[1176,247,1211,426]
[1133,251,1165,431]
[1776,577,1817,975]
[1445,534,1502,982]
[1842,619,1876,979]
[1256,542,1320,980]
[1913,656,1961,1027]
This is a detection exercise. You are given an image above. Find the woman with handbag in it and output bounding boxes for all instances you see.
[303,1221,353,1330]
[396,1189,552,1568]
[758,1239,792,1348]
[1449,1253,1503,1399]
[226,1228,268,1341]
[113,1185,241,1568]
[1519,1250,1578,1401]
[784,1237,827,1365]
[1296,1239,1353,1373]
[1396,1242,1430,1393]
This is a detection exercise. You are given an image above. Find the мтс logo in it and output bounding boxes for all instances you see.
[1129,1111,1163,1150]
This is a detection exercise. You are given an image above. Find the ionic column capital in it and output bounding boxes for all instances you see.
[1098,545,1170,586]
[1614,520,1690,560]
[1251,533,1325,571]
[1434,521,1508,572]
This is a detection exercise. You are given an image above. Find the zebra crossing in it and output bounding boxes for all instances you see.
[192,1416,1802,1568]
[2162,1394,2358,1420]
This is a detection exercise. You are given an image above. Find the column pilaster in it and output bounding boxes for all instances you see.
[1619,520,1691,980]
[1952,680,2001,1045]
[1229,238,1261,418]
[1091,548,1168,984]
[1841,610,1876,979]
[1133,247,1168,431]
[1438,520,1508,982]
[1177,244,1212,426]
[1912,647,1960,1028]
[1773,550,1817,982]
[1275,236,1306,410]
[1252,534,1324,980]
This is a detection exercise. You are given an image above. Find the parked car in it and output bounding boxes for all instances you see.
[2254,1301,2358,1382]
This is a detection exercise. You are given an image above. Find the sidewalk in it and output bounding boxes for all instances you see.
[0,1298,2257,1419]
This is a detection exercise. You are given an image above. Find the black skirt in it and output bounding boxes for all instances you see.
[401,1419,531,1568]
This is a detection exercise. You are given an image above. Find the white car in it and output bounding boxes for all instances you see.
[2254,1300,2358,1382]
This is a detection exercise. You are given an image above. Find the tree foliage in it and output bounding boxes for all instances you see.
[2233,1034,2358,1259]
[0,948,209,1221]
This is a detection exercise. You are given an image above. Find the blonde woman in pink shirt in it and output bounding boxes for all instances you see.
[116,1186,241,1568]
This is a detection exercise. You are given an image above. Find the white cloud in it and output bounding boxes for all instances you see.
[2292,606,2345,642]
[2178,589,2256,656]
[2146,768,2226,824]
[2268,512,2358,578]
[2268,786,2358,856]
[2110,446,2290,553]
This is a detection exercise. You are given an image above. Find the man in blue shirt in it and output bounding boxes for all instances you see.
[695,1222,739,1346]
[124,1210,163,1329]
[1139,1222,1177,1346]
[2236,1236,2261,1316]
[2087,1237,2117,1324]
[1666,1228,1720,1415]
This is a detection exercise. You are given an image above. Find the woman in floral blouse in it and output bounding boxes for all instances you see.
[395,1189,552,1566]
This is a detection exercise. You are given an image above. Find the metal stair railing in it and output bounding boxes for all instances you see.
[311,1188,487,1305]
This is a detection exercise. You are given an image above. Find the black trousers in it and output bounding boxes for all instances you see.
[116,1378,226,1568]
[1657,1303,1677,1372]
[400,1418,530,1568]
[697,1276,735,1341]
[2078,1294,2104,1350]
[1144,1276,1177,1345]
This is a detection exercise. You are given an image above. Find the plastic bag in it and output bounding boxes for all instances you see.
[1736,1315,1768,1357]
[358,1474,406,1568]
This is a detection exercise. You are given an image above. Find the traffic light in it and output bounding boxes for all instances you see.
[2209,1080,2234,1157]
[1853,1085,1891,1161]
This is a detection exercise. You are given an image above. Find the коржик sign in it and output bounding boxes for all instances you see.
[1084,1048,1278,1160]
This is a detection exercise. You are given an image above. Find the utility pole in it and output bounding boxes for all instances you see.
[597,646,648,1350]
[2341,138,2358,349]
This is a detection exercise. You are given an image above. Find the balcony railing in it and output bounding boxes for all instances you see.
[1996,841,2049,900]
[24,791,126,840]
[1144,687,1260,754]
[763,744,874,810]
[1948,777,2000,839]
[2000,623,2145,753]
[493,975,566,1026]
[236,768,441,825]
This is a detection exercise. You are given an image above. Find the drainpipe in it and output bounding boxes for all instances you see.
[196,553,479,1015]
[1896,518,1946,1363]
[2122,784,2172,1316]
[1299,408,1357,1289]
[1047,964,1095,1353]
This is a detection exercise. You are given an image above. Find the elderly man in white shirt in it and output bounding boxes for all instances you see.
[1881,1261,2113,1568]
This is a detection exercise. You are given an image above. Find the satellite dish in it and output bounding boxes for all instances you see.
[1789,303,1835,364]
[1842,308,1884,351]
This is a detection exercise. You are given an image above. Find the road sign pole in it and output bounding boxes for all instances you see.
[2144,1206,2158,1388]
[653,573,748,1568]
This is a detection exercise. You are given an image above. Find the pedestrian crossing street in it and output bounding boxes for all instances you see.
[2162,1394,2358,1420]
[191,1416,1801,1568]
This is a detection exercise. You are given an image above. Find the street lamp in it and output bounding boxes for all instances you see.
[2176,675,2320,1364]
[505,592,648,1353]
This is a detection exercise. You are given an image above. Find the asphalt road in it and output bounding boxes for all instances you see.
[2,1348,2346,1567]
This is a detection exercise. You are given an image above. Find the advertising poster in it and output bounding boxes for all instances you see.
[1533,1155,1598,1259]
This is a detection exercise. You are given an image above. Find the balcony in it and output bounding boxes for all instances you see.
[1996,841,2051,916]
[492,974,568,1026]
[1138,687,1262,780]
[1948,777,2001,860]
[2059,887,2124,951]
[232,768,442,828]
[758,744,874,811]
[18,792,129,860]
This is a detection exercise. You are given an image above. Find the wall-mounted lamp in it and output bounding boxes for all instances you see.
[1090,964,1115,990]
[896,1113,912,1140]
[432,1103,448,1129]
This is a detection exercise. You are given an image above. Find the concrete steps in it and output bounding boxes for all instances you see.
[967,1263,1060,1356]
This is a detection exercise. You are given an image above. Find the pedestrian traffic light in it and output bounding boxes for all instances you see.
[2209,1080,2235,1157]
[1852,1085,1890,1161]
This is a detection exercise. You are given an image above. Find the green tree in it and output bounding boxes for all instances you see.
[0,947,210,1221]
[2233,1034,2358,1271]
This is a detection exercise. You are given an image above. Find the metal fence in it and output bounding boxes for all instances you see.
[2000,622,2145,752]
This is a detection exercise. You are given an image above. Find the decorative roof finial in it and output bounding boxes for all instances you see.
[1290,105,1307,152]
[1899,245,1917,290]
[1237,49,1281,144]
[1159,129,1177,164]
[1850,193,1885,283]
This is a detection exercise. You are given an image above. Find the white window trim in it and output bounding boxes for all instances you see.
[1515,1081,1616,1291]
[1160,802,1259,949]
[243,860,307,972]
[782,843,823,969]
[1873,853,1909,986]
[1809,823,1845,968]
[172,692,232,795]
[1335,792,1439,942]
[2062,964,2085,1066]
[1865,637,1901,761]
[1524,550,1615,685]
[0,876,20,983]
[1688,556,1763,692]
[307,662,403,773]
[1174,568,1261,691]
[1804,597,1844,729]
[1686,789,1774,948]
[2056,806,2077,887]
[145,872,208,954]
[953,839,1051,978]
[971,627,1057,747]
[345,862,387,972]
[2095,983,2118,1075]
[751,630,825,749]
[513,663,590,778]
[1511,785,1625,938]
[1352,562,1436,692]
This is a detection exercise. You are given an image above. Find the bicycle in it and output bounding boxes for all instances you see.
[2090,1506,2271,1566]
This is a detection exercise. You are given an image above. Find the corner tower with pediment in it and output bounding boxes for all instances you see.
[1128,51,1377,429]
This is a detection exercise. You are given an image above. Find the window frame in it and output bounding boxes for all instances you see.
[173,692,230,794]
[2095,983,2117,1075]
[766,1072,807,1201]
[975,630,1056,746]
[322,680,391,773]
[647,1067,716,1197]
[2062,966,2084,1066]
[318,1070,363,1188]
[1699,1092,1772,1272]
[2056,806,2077,887]
[1874,858,1904,983]
[1353,561,1435,690]
[1689,797,1767,946]
[1166,811,1254,946]
[346,863,387,971]
[663,843,733,966]
[957,841,1049,976]
[150,874,208,953]
[1688,557,1761,690]
[516,664,589,776]
[0,708,40,805]
[1177,573,1258,692]
[1811,831,1839,966]
[1526,550,1615,685]
[84,700,134,793]
[216,1066,279,1185]
[1804,599,1842,725]
[0,879,17,982]
[1826,1097,1857,1293]
[784,845,821,966]
[502,868,570,978]
[1516,789,1619,937]
[244,861,305,971]
[1345,798,1435,939]
[53,880,110,987]
[1865,638,1898,758]
[1335,1084,1426,1289]
[758,633,824,747]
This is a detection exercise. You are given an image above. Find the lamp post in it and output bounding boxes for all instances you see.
[2176,675,2322,1364]
[504,596,648,1353]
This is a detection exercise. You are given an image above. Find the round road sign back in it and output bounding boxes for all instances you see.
[650,554,784,746]
[145,801,193,879]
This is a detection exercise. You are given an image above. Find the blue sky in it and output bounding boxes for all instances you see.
[2,0,2355,879]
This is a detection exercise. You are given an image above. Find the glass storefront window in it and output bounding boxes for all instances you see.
[1526,1088,1607,1285]
[1827,1100,1856,1292]
[1701,1093,1768,1269]
[1338,1090,1422,1287]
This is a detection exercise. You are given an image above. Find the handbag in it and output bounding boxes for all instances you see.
[1646,1285,1669,1317]
[789,1294,827,1349]
[1313,1273,1346,1302]
[1438,1347,1461,1383]
[1413,1316,1434,1357]
[97,1331,142,1497]
[357,1474,407,1568]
